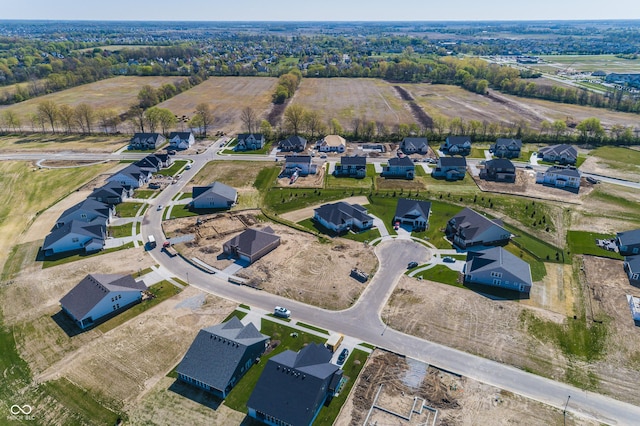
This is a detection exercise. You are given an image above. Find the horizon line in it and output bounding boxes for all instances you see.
[1,18,639,23]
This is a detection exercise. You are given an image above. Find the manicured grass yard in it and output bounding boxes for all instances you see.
[413,265,462,287]
[133,189,157,199]
[108,223,134,238]
[341,227,381,243]
[115,202,144,218]
[504,224,566,263]
[42,242,135,268]
[566,230,623,260]
[155,160,188,176]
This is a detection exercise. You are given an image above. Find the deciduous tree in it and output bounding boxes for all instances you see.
[37,100,59,133]
[194,103,214,137]
[240,107,257,134]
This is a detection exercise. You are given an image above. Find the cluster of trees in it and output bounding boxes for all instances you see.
[272,69,302,104]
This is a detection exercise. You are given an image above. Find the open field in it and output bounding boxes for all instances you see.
[404,82,640,131]
[0,134,129,153]
[0,161,116,277]
[0,76,185,124]
[292,78,415,131]
[337,349,598,426]
[536,54,640,74]
[580,146,640,182]
[158,77,278,134]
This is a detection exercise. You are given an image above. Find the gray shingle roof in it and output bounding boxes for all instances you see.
[247,342,342,426]
[280,135,307,149]
[314,202,373,227]
[285,155,312,165]
[388,157,414,167]
[192,181,237,203]
[617,229,640,246]
[439,157,467,167]
[465,247,532,287]
[169,131,193,140]
[43,218,106,250]
[58,199,111,224]
[485,158,515,170]
[402,137,429,150]
[626,255,640,274]
[394,198,431,220]
[60,274,145,320]
[545,165,580,177]
[494,138,522,149]
[539,144,577,160]
[449,207,507,240]
[446,136,471,146]
[340,155,366,166]
[224,227,280,258]
[177,317,268,393]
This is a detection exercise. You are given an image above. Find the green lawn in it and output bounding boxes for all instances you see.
[155,160,188,176]
[503,243,547,281]
[41,378,122,425]
[223,310,249,322]
[325,174,374,190]
[341,227,381,243]
[296,322,330,335]
[504,223,566,263]
[96,281,183,333]
[223,319,327,413]
[108,223,134,238]
[226,141,273,155]
[42,242,135,268]
[133,189,157,199]
[264,188,353,214]
[413,265,462,287]
[566,231,623,260]
[167,204,200,219]
[115,202,144,218]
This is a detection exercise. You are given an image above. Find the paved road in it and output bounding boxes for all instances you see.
[5,139,640,423]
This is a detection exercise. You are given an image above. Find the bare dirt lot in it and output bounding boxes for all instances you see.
[163,211,378,310]
[276,161,326,188]
[292,78,416,132]
[158,77,278,135]
[383,263,640,407]
[336,350,597,426]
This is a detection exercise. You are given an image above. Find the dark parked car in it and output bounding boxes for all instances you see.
[442,256,456,263]
[407,261,419,269]
[337,348,349,365]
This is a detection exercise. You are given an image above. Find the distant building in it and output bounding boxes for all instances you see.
[333,156,366,178]
[605,73,640,89]
[382,157,415,179]
[400,137,429,155]
[313,202,373,233]
[247,342,343,426]
[393,198,431,231]
[617,229,640,256]
[129,133,166,150]
[60,274,146,329]
[169,132,195,150]
[223,227,281,264]
[88,181,133,205]
[464,247,533,293]
[284,155,314,176]
[440,136,471,156]
[177,316,269,399]
[316,135,346,153]
[536,165,581,192]
[432,157,466,181]
[236,134,265,151]
[627,295,640,323]
[43,218,107,257]
[191,182,238,209]
[491,138,522,159]
[538,144,577,165]
[279,135,307,152]
[480,159,516,183]
[107,164,152,189]
[56,199,113,228]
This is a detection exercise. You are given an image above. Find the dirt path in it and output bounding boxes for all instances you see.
[280,195,370,222]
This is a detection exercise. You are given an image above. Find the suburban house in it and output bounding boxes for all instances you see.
[223,226,281,264]
[176,316,269,399]
[440,136,471,156]
[107,164,152,189]
[432,156,466,181]
[616,229,640,256]
[538,144,577,165]
[382,156,415,179]
[284,155,315,176]
[316,135,346,153]
[491,138,522,158]
[278,135,307,152]
[134,155,163,173]
[536,165,581,192]
[169,131,195,150]
[313,202,374,233]
[42,219,107,257]
[333,155,366,178]
[59,273,146,329]
[464,247,533,293]
[154,153,173,168]
[400,137,429,155]
[191,182,238,210]
[235,133,265,151]
[88,181,133,205]
[446,207,511,249]
[56,199,113,228]
[129,132,166,150]
[624,255,640,286]
[627,295,640,323]
[393,198,431,231]
[480,159,516,183]
[247,342,343,426]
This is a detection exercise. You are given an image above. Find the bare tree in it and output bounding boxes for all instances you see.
[58,104,75,134]
[240,107,257,134]
[194,103,214,137]
[75,103,95,134]
[284,104,306,136]
[127,105,146,133]
[37,100,59,133]
[303,110,323,139]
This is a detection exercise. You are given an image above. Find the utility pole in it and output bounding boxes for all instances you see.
[563,395,571,425]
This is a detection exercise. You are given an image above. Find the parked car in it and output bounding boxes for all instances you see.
[525,165,533,169]
[407,261,419,269]
[274,306,291,318]
[337,348,349,365]
[185,164,192,170]
[442,256,456,263]
[157,204,163,211]
[394,221,400,231]
[167,150,177,155]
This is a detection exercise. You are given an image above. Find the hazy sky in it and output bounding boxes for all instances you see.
[3,0,640,21]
